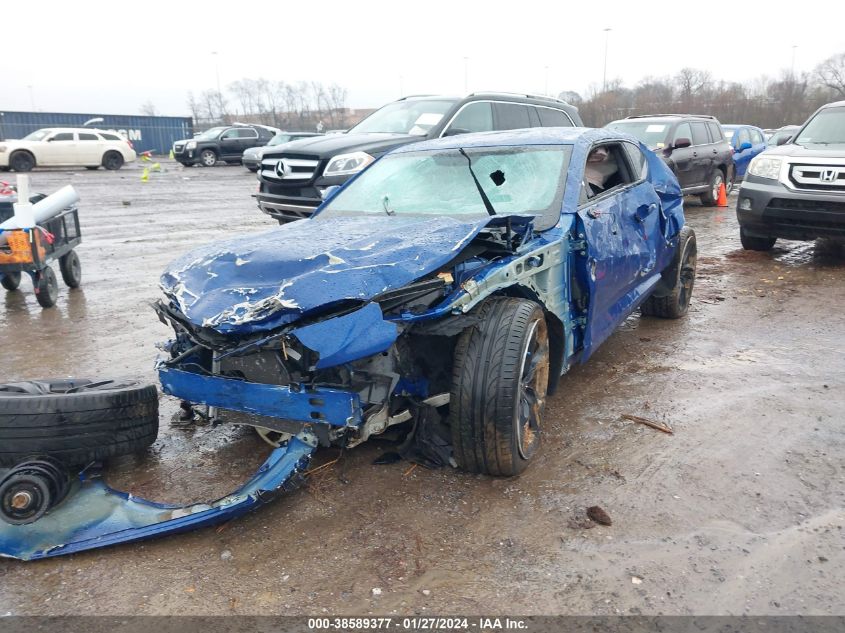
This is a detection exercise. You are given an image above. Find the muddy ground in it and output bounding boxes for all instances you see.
[0,161,842,616]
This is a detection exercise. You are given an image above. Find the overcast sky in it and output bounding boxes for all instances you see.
[5,0,844,117]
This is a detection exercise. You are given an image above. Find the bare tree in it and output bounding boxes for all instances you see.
[815,52,845,98]
[327,83,349,128]
[186,91,202,123]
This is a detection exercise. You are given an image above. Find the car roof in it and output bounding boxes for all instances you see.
[723,124,762,130]
[619,114,718,122]
[820,100,845,109]
[391,127,623,153]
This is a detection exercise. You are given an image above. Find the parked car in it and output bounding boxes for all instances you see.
[155,127,695,480]
[172,124,276,167]
[242,132,322,172]
[766,125,801,147]
[736,100,845,250]
[722,124,768,179]
[605,114,735,205]
[0,128,136,172]
[255,92,584,223]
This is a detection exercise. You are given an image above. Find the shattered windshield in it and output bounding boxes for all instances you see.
[349,99,457,135]
[794,107,845,147]
[319,145,570,229]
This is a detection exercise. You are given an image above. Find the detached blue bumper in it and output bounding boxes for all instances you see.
[158,366,363,427]
[0,436,316,561]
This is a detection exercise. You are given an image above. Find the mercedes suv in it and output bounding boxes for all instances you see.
[255,93,583,223]
[606,114,735,206]
[736,100,845,250]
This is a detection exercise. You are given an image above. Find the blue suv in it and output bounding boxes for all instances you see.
[723,124,768,178]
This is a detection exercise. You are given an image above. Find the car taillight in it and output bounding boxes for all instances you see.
[127,140,134,150]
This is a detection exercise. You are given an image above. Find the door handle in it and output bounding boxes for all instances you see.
[712,149,718,154]
[693,151,698,157]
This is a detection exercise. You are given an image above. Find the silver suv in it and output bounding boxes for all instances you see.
[736,100,845,250]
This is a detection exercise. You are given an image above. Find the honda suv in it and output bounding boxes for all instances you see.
[255,93,583,223]
[173,124,276,167]
[736,100,845,250]
[605,114,734,206]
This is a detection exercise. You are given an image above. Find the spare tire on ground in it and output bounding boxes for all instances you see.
[0,379,159,467]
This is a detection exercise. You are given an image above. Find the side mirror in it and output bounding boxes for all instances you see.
[673,137,691,149]
[443,127,471,137]
[738,141,753,152]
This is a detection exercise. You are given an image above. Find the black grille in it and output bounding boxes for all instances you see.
[767,198,845,214]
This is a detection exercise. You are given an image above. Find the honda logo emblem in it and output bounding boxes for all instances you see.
[820,169,839,183]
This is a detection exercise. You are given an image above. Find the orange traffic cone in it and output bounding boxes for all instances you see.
[717,182,728,207]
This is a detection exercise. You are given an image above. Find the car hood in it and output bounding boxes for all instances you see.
[261,133,422,159]
[763,144,845,158]
[160,215,492,335]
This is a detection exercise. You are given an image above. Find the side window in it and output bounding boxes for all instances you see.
[220,129,237,139]
[737,128,752,147]
[750,129,764,144]
[494,103,531,131]
[238,128,259,138]
[691,122,709,146]
[673,122,692,145]
[583,143,635,199]
[51,132,75,141]
[623,143,648,181]
[536,107,573,127]
[79,133,99,141]
[447,102,494,134]
[101,133,122,141]
[706,122,723,143]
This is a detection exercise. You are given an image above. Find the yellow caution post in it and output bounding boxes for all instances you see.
[141,167,150,182]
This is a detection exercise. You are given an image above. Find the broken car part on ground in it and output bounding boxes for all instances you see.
[0,127,694,560]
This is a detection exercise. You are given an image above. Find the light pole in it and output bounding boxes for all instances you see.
[791,45,798,75]
[464,56,469,93]
[602,28,612,92]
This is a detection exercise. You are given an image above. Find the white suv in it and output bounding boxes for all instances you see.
[0,128,137,172]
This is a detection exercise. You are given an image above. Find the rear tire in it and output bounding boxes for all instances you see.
[450,297,550,477]
[59,250,82,288]
[740,228,776,251]
[1,272,22,291]
[102,151,124,170]
[34,267,58,308]
[699,169,724,206]
[0,379,159,467]
[641,225,697,319]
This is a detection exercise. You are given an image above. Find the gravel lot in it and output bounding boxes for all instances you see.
[0,161,843,616]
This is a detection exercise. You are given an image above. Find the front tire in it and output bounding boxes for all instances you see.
[34,267,59,308]
[10,151,35,172]
[641,225,697,319]
[59,250,82,288]
[200,149,217,167]
[740,227,776,251]
[699,169,724,206]
[450,297,550,477]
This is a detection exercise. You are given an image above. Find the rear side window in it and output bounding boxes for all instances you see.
[237,129,258,138]
[51,133,74,141]
[79,133,99,141]
[494,103,531,130]
[100,133,122,141]
[706,122,723,143]
[737,128,751,146]
[448,102,494,134]
[536,107,573,127]
[623,143,648,180]
[691,122,709,146]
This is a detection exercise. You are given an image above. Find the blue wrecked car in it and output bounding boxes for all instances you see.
[0,128,695,559]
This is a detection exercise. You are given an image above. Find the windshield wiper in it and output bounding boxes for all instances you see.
[459,148,496,216]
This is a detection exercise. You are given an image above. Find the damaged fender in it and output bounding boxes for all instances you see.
[0,435,316,561]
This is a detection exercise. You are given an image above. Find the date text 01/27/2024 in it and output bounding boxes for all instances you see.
[306,617,528,630]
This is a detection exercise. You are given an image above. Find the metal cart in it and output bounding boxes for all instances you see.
[0,200,82,309]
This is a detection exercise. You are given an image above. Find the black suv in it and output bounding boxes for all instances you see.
[606,114,735,205]
[173,124,276,167]
[255,93,583,223]
[736,100,845,250]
